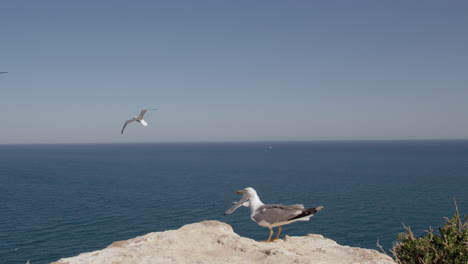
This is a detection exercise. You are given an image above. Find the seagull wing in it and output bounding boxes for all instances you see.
[137,108,157,119]
[121,118,136,134]
[232,201,250,207]
[137,109,148,119]
[252,204,321,224]
[252,204,305,224]
[224,194,249,215]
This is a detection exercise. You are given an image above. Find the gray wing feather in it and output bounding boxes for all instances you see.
[224,194,248,215]
[252,204,305,224]
[137,109,148,119]
[266,204,305,210]
[121,118,136,134]
[137,108,158,119]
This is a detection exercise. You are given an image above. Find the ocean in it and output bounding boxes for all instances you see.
[1,141,467,264]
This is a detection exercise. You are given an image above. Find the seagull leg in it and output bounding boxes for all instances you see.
[272,226,282,241]
[261,228,274,242]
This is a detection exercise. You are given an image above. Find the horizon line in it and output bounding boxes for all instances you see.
[1,138,468,146]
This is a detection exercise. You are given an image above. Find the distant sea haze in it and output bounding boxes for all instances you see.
[1,140,467,264]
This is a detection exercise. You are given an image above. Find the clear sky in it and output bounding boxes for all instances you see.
[1,1,467,144]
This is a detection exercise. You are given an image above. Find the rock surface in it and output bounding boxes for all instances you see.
[51,220,395,264]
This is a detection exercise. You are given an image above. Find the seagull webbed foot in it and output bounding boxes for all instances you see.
[274,226,283,241]
[260,228,274,242]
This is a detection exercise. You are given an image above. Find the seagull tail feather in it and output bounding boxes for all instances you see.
[312,206,324,212]
[287,206,324,221]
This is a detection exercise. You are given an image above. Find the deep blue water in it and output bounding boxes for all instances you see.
[1,141,467,264]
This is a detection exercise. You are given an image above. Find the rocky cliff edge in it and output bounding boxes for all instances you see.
[51,220,395,264]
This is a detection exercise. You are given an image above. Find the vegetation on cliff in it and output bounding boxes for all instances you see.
[391,201,467,264]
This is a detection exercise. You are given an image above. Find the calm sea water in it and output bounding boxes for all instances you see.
[1,141,467,264]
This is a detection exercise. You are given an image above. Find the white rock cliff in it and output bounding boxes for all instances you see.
[51,220,395,264]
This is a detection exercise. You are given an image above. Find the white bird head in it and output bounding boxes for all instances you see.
[224,187,259,215]
[236,187,258,198]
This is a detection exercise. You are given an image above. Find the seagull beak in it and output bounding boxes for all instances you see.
[236,190,244,194]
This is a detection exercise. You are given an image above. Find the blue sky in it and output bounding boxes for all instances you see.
[1,1,467,144]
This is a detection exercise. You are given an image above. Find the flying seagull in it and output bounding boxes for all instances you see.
[224,187,323,242]
[121,108,157,135]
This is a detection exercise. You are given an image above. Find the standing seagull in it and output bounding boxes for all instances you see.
[224,187,323,242]
[121,108,157,135]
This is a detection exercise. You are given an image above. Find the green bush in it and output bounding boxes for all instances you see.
[391,202,467,264]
